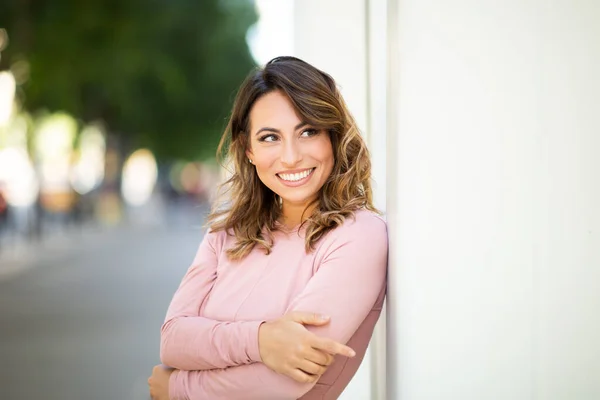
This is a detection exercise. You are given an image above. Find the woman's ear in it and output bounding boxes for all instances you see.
[245,149,254,164]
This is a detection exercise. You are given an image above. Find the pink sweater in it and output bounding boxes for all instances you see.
[160,210,388,399]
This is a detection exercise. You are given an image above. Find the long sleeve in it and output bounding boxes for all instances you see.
[169,212,388,400]
[160,230,264,371]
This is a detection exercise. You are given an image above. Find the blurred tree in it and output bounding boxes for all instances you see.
[0,0,257,160]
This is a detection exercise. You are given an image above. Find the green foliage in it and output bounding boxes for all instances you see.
[0,0,258,160]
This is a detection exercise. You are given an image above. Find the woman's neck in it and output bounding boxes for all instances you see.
[280,201,317,229]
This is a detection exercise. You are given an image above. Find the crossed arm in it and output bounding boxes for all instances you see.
[160,216,388,399]
[159,232,263,371]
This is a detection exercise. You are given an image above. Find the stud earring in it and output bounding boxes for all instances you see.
[248,159,253,164]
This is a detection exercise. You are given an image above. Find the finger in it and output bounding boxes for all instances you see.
[312,337,356,358]
[297,359,328,376]
[288,368,320,384]
[285,311,330,326]
[304,348,335,366]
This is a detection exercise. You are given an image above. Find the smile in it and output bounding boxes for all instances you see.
[277,168,315,182]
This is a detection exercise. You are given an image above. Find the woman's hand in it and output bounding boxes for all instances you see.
[258,311,356,383]
[148,364,175,400]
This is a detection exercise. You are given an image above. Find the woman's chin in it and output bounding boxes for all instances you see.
[279,193,319,209]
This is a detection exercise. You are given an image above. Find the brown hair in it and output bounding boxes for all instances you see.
[207,56,377,260]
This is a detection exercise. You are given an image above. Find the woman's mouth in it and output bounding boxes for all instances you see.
[276,168,315,186]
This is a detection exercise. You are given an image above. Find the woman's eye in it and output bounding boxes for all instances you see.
[259,134,278,142]
[300,128,318,137]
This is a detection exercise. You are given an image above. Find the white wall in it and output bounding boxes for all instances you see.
[386,1,600,399]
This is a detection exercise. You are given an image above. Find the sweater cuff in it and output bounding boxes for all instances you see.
[169,369,186,400]
[245,320,266,363]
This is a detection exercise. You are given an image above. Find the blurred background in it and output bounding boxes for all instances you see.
[0,0,260,242]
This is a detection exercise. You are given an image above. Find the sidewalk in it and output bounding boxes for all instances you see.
[0,222,111,282]
[0,236,38,281]
[0,197,208,282]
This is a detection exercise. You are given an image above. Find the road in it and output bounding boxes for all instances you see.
[0,206,207,400]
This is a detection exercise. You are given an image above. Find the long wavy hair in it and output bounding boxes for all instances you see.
[207,56,377,260]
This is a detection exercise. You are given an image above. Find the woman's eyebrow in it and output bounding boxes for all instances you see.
[254,122,308,136]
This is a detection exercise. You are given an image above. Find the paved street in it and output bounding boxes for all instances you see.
[0,205,207,400]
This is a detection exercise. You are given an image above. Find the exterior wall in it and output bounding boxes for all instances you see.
[290,1,600,399]
[386,1,600,399]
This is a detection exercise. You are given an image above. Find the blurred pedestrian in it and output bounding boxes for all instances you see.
[149,56,388,400]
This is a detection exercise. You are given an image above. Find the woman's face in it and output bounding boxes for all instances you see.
[246,90,334,211]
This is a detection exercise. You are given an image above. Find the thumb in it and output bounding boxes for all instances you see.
[286,311,331,326]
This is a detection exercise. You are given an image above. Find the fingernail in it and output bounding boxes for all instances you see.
[319,314,330,320]
[349,350,356,357]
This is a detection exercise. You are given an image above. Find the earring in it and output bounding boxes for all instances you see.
[248,159,253,164]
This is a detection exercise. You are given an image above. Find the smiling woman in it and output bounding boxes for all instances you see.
[149,56,388,400]
[247,90,335,228]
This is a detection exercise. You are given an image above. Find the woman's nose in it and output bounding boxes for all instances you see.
[280,140,302,166]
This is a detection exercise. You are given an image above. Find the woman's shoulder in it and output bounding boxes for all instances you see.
[202,227,234,254]
[321,209,388,245]
[313,209,388,263]
[351,208,386,225]
[339,209,387,233]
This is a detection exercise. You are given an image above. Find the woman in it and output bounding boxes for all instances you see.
[148,56,388,400]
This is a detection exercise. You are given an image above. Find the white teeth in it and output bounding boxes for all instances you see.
[279,168,313,182]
